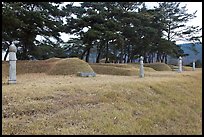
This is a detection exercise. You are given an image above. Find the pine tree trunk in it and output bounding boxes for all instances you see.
[153,53,155,63]
[96,44,103,63]
[144,55,147,63]
[148,54,151,63]
[85,48,90,62]
[81,49,87,60]
[96,52,101,63]
[22,45,29,60]
[4,48,9,61]
[105,41,109,63]
[157,53,160,62]
[120,50,123,63]
[161,54,164,63]
[127,45,131,63]
[164,54,168,64]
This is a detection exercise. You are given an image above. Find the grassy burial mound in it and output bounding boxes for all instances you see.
[2,60,55,76]
[47,58,94,75]
[2,59,56,84]
[128,63,157,72]
[44,57,61,63]
[2,58,95,83]
[168,64,195,71]
[90,63,155,76]
[90,64,137,76]
[16,60,55,74]
[144,63,172,71]
[2,58,59,75]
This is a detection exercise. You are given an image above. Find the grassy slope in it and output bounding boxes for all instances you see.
[89,63,155,76]
[2,58,94,82]
[2,70,202,135]
[47,58,94,75]
[144,63,172,71]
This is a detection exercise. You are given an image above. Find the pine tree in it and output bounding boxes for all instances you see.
[158,2,201,63]
[2,2,65,60]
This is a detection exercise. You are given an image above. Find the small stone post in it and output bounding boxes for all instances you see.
[139,56,144,78]
[192,60,196,71]
[178,56,182,73]
[8,45,17,84]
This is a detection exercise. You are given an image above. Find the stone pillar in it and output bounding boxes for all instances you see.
[8,45,17,84]
[139,56,144,78]
[178,56,182,73]
[192,60,196,71]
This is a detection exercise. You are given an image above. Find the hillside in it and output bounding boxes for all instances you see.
[168,43,202,65]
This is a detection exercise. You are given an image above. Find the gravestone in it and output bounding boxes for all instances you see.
[178,56,182,73]
[139,56,144,78]
[192,60,195,71]
[77,72,96,77]
[8,45,17,84]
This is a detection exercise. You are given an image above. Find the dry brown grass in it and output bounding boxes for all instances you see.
[2,58,94,81]
[90,63,155,76]
[182,66,195,71]
[168,64,196,71]
[47,58,94,75]
[144,63,172,71]
[2,69,202,135]
[44,57,62,62]
[91,63,136,68]
[90,64,138,76]
[2,61,9,79]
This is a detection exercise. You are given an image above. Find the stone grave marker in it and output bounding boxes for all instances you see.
[178,56,182,73]
[8,45,17,84]
[139,56,144,78]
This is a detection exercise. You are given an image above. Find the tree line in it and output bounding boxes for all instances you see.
[2,2,202,63]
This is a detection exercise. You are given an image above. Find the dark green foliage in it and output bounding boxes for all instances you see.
[2,2,201,62]
[64,2,197,63]
[2,2,65,60]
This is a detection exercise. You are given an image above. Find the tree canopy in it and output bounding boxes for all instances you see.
[2,2,202,63]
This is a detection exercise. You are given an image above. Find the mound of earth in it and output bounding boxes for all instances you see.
[47,58,95,75]
[90,63,155,76]
[44,57,61,62]
[144,63,172,71]
[90,64,137,76]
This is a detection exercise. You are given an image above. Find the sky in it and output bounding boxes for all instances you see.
[59,2,202,44]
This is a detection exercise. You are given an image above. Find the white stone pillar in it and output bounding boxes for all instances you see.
[178,56,182,73]
[8,45,17,84]
[192,60,196,71]
[139,56,144,78]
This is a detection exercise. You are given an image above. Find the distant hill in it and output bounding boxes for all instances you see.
[167,43,202,65]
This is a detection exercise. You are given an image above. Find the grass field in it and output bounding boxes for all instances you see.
[2,68,202,135]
